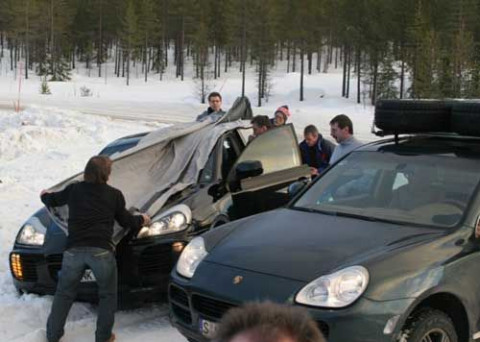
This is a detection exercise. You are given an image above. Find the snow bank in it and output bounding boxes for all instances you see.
[0,107,184,342]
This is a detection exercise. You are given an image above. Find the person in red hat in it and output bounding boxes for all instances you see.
[273,105,291,127]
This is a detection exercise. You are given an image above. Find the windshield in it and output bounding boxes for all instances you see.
[294,151,480,228]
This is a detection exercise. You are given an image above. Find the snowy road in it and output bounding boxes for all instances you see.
[0,98,198,124]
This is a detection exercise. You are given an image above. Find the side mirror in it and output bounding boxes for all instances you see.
[235,160,263,181]
[288,178,309,198]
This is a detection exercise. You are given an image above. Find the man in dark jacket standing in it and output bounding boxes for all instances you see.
[299,125,335,177]
[196,92,226,121]
[41,155,150,342]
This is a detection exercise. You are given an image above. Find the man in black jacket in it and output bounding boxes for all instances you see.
[299,125,335,177]
[41,155,150,342]
[196,92,226,121]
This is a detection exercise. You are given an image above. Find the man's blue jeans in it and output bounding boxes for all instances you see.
[46,247,117,342]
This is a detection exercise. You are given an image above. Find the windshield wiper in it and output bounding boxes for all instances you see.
[291,206,411,226]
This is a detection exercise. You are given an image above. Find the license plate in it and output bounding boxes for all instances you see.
[80,269,96,283]
[199,318,219,339]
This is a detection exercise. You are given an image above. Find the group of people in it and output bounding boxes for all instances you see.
[198,91,363,177]
[41,91,361,342]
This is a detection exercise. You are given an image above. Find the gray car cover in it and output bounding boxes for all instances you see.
[47,97,253,242]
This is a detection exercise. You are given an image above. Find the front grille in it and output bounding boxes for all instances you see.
[192,294,236,320]
[169,285,192,325]
[170,285,189,307]
[172,303,192,325]
[138,245,173,276]
[46,254,63,281]
[316,321,329,339]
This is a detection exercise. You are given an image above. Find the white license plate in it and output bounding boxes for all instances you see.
[199,318,219,338]
[80,269,96,283]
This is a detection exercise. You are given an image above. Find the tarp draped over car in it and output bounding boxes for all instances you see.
[47,97,253,242]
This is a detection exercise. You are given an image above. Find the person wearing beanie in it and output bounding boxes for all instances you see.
[273,105,291,126]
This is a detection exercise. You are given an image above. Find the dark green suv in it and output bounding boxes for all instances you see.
[169,100,480,342]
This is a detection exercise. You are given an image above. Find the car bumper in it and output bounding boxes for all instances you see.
[169,261,416,342]
[9,235,188,307]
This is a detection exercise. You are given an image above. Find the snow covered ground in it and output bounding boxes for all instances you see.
[0,57,376,341]
[0,108,185,342]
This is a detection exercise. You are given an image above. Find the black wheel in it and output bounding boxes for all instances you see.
[399,309,457,342]
[375,100,452,134]
[451,102,480,136]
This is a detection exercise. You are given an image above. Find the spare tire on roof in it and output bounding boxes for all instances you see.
[451,101,480,136]
[374,100,452,134]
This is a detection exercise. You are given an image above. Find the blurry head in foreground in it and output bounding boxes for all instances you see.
[215,302,326,342]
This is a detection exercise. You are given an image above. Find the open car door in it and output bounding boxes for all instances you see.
[227,124,310,219]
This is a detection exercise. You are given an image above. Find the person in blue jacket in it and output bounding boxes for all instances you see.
[299,125,335,177]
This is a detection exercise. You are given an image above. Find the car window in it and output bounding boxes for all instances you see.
[233,125,301,176]
[99,142,138,156]
[199,149,216,184]
[222,137,239,179]
[295,151,480,228]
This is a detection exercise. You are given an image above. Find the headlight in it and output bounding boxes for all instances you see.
[137,204,192,238]
[176,237,208,278]
[16,217,46,246]
[295,266,369,308]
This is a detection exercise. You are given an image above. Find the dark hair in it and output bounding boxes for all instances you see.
[84,155,112,184]
[330,114,353,134]
[215,302,326,342]
[208,92,222,101]
[251,115,272,128]
[304,124,319,136]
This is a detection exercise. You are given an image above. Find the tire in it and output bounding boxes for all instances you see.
[451,101,480,136]
[375,100,452,134]
[398,308,458,342]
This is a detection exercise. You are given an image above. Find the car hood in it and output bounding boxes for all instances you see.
[204,208,443,282]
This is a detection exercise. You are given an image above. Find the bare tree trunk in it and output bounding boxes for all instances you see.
[400,41,405,99]
[307,50,312,75]
[72,47,75,70]
[287,41,290,73]
[144,34,148,82]
[346,47,351,98]
[335,46,339,69]
[127,41,130,86]
[342,46,347,96]
[317,46,321,72]
[114,44,118,76]
[371,55,378,105]
[10,43,13,71]
[224,48,228,73]
[122,49,125,77]
[300,45,305,101]
[357,48,361,104]
[258,61,262,107]
[50,0,54,77]
[292,42,296,72]
[241,4,246,97]
[180,16,185,81]
[25,0,29,79]
[98,0,103,77]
